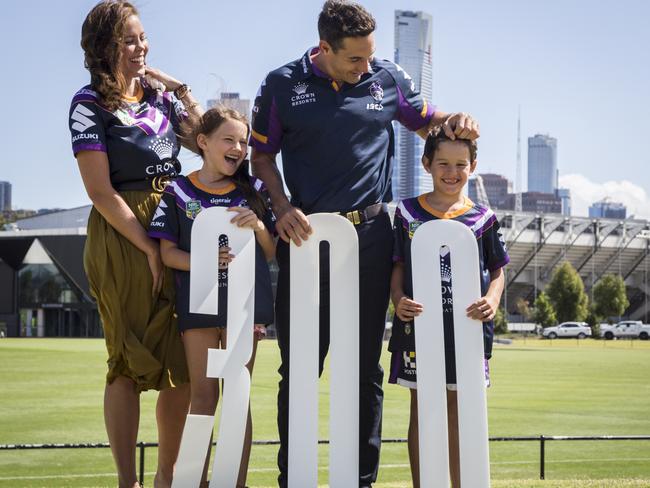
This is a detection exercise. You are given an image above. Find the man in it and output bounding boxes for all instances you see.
[250,1,479,486]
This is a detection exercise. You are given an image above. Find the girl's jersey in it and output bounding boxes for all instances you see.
[68,82,187,188]
[389,195,509,360]
[148,172,276,328]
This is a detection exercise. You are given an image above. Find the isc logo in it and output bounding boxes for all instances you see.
[366,103,384,111]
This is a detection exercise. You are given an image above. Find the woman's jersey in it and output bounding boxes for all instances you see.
[148,172,276,328]
[389,195,510,361]
[68,82,187,188]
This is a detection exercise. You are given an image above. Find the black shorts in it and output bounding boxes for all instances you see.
[388,349,490,390]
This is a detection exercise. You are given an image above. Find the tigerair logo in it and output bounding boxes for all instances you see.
[291,82,316,106]
[71,104,96,132]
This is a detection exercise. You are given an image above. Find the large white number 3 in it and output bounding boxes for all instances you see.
[173,207,255,488]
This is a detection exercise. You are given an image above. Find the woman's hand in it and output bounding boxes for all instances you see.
[395,296,423,322]
[145,244,164,297]
[143,65,182,92]
[228,207,265,233]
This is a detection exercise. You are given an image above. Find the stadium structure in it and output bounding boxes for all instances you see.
[1,206,648,337]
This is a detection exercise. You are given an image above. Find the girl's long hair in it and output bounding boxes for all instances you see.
[194,107,267,218]
[81,1,139,112]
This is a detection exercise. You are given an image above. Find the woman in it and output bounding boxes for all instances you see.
[68,2,203,486]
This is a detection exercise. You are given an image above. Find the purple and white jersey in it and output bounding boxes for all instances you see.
[389,196,510,361]
[68,82,188,188]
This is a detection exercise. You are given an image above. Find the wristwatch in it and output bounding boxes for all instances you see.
[174,84,191,99]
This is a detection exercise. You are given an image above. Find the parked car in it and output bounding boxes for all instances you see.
[600,321,650,340]
[542,322,592,339]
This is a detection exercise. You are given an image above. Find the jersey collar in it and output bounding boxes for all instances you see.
[299,46,375,82]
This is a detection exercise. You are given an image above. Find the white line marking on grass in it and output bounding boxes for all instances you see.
[2,458,649,481]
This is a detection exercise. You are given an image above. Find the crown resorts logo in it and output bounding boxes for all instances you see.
[291,82,316,107]
[149,136,175,161]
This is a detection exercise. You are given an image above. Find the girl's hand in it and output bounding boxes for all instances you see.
[228,206,265,232]
[466,294,499,322]
[218,246,234,269]
[254,325,266,341]
[395,296,423,322]
[143,66,182,92]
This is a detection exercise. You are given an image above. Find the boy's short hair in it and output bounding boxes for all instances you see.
[318,0,376,52]
[423,127,478,163]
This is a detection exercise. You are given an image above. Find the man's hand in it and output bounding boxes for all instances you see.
[466,294,499,322]
[275,204,312,246]
[395,296,424,322]
[442,112,480,140]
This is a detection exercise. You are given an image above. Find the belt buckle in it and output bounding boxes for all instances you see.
[151,176,170,192]
[345,210,362,225]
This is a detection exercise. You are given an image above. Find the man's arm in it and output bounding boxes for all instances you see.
[250,148,312,245]
[416,110,481,141]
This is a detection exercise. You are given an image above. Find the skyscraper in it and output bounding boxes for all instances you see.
[527,134,557,194]
[0,181,11,211]
[392,10,433,200]
[589,198,626,219]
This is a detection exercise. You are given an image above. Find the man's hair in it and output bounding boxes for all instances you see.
[318,0,376,51]
[423,126,478,163]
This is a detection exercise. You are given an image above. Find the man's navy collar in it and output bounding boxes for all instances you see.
[299,46,375,81]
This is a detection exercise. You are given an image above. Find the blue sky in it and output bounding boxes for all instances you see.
[2,0,649,217]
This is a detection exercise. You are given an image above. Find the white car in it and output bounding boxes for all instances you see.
[542,322,592,339]
[601,321,650,340]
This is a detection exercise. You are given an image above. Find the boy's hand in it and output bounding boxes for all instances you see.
[466,294,499,322]
[254,325,267,341]
[218,246,234,269]
[395,296,423,322]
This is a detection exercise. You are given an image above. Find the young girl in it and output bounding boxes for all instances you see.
[148,107,275,488]
[388,128,509,488]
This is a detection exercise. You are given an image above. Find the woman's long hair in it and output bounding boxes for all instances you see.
[81,0,138,111]
[194,107,268,218]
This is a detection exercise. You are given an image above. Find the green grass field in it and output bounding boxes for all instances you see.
[1,337,649,487]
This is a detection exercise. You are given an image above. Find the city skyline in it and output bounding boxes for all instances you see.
[1,0,649,219]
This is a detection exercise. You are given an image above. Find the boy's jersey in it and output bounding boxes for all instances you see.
[148,172,276,327]
[68,83,187,187]
[389,195,510,360]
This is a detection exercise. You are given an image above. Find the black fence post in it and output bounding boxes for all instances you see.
[139,442,145,487]
[539,435,545,480]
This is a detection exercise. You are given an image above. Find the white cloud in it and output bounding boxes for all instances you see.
[559,174,650,220]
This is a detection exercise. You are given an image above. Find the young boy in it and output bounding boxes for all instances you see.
[388,128,509,487]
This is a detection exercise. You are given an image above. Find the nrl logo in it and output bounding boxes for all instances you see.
[369,81,384,102]
[293,82,308,95]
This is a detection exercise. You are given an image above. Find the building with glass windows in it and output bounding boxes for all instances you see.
[0,206,100,338]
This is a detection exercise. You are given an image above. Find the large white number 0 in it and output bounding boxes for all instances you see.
[288,214,360,487]
[173,207,255,488]
[412,219,490,488]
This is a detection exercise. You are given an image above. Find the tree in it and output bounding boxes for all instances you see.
[532,292,556,328]
[545,261,589,323]
[592,274,629,323]
[585,304,602,338]
[494,307,508,335]
[515,297,532,321]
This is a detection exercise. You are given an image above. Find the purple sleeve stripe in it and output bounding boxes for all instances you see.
[148,231,178,243]
[249,137,280,154]
[392,255,405,263]
[73,143,106,155]
[71,94,97,105]
[488,255,510,272]
[395,85,433,132]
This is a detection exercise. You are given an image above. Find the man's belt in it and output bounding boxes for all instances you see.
[337,203,388,225]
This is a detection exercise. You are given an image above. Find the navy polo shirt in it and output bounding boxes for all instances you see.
[250,48,435,213]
